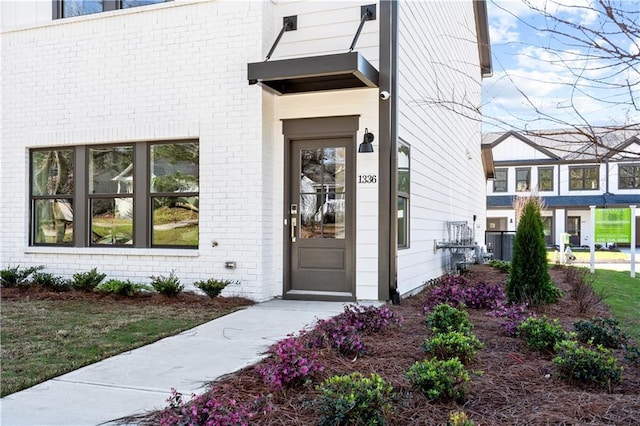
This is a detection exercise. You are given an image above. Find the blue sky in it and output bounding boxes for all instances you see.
[482,0,640,132]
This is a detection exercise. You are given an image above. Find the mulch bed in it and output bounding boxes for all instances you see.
[137,264,639,425]
[6,266,638,424]
[0,287,253,310]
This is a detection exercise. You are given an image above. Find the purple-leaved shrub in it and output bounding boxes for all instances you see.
[310,318,367,356]
[422,275,505,312]
[159,387,258,426]
[309,304,403,356]
[487,301,533,336]
[256,334,323,389]
[335,304,404,333]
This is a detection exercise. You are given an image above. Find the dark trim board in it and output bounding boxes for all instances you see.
[487,194,640,208]
[378,0,398,303]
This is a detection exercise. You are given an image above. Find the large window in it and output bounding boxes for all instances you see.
[30,141,198,248]
[619,165,640,189]
[569,166,599,190]
[53,0,168,19]
[538,167,554,191]
[493,168,507,192]
[515,167,531,192]
[397,142,410,248]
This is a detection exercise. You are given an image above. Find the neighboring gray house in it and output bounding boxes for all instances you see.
[484,128,640,248]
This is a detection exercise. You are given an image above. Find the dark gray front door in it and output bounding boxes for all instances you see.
[286,137,355,299]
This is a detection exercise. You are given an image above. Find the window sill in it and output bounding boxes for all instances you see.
[25,246,199,257]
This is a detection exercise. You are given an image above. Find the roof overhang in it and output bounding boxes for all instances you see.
[473,0,492,78]
[481,144,495,179]
[248,51,379,95]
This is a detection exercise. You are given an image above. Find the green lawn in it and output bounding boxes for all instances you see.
[0,298,247,397]
[589,269,640,342]
[547,250,631,263]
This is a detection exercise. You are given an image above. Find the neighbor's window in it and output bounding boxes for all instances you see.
[53,0,168,19]
[515,168,530,192]
[493,168,507,192]
[538,167,554,191]
[397,142,410,248]
[619,165,640,189]
[569,166,599,190]
[30,141,198,248]
[31,149,75,245]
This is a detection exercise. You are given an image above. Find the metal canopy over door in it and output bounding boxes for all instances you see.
[283,116,357,301]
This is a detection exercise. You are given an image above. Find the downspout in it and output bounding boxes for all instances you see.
[378,0,399,303]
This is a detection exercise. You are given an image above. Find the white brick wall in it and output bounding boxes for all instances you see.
[1,1,275,300]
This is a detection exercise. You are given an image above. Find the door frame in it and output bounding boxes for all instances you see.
[282,116,359,301]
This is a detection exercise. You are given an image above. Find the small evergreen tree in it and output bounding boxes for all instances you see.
[507,198,560,305]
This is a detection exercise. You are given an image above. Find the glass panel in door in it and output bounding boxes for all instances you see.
[299,147,346,239]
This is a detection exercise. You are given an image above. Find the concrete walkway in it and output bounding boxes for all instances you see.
[0,299,348,426]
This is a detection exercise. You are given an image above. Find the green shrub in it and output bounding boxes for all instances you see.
[447,411,475,426]
[422,331,483,364]
[194,278,237,298]
[149,270,183,296]
[71,268,107,291]
[1,265,44,287]
[425,304,473,334]
[95,279,151,296]
[553,340,622,390]
[31,272,71,291]
[489,259,511,273]
[517,316,567,354]
[573,317,627,349]
[316,372,392,426]
[507,199,561,306]
[406,357,470,403]
[624,345,640,364]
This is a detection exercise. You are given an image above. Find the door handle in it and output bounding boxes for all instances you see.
[291,217,297,242]
[290,203,298,243]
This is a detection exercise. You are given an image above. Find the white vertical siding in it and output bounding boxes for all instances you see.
[396,0,486,296]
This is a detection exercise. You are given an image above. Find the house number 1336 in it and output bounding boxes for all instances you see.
[358,174,377,184]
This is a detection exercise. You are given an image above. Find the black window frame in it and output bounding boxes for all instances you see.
[53,0,169,19]
[30,140,198,249]
[569,165,599,191]
[619,164,640,189]
[397,141,410,249]
[538,167,554,192]
[493,168,508,193]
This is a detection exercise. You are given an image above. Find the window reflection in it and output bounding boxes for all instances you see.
[152,196,199,246]
[91,198,133,245]
[63,0,103,17]
[300,148,346,239]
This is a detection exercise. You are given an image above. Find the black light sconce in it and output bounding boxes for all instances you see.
[359,128,375,153]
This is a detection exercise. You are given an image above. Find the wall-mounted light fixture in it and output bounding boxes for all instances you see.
[359,128,375,153]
